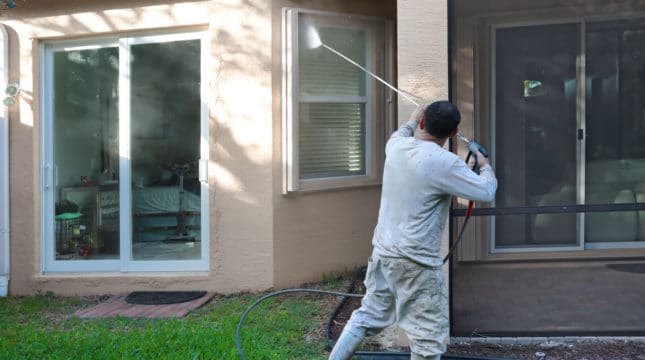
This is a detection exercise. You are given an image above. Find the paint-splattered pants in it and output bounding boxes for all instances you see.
[344,255,449,357]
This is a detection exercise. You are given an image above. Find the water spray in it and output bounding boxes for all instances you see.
[304,24,422,106]
[304,24,484,150]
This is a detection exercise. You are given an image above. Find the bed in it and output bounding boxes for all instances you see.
[133,185,201,243]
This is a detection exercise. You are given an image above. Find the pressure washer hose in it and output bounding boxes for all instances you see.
[236,212,476,360]
[235,288,516,360]
[236,288,363,360]
[236,151,485,360]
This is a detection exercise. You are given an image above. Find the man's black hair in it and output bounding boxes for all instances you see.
[423,101,461,138]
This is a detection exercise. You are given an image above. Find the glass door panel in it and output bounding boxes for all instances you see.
[129,40,202,260]
[53,47,120,260]
[585,19,645,243]
[494,23,579,247]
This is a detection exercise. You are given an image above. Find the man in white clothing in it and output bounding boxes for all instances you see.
[328,101,498,360]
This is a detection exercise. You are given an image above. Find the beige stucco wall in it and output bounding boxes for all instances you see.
[270,0,396,288]
[3,0,275,295]
[398,0,450,281]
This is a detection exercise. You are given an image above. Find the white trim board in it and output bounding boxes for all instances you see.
[0,24,10,296]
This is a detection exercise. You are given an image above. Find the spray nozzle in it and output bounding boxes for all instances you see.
[456,133,470,145]
[458,133,489,174]
[456,133,488,158]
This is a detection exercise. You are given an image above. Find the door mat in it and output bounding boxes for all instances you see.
[606,263,645,274]
[74,292,215,319]
[125,291,207,305]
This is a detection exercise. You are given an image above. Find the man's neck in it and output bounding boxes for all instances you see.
[415,129,448,147]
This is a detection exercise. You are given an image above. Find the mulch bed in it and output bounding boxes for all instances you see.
[326,272,645,360]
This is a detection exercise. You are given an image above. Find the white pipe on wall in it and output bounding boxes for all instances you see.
[0,24,10,297]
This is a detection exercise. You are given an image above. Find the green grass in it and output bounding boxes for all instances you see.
[0,287,344,360]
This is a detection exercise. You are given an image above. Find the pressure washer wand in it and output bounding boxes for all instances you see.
[319,43,421,106]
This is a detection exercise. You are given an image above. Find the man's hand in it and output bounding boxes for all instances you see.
[475,150,490,169]
[409,104,428,123]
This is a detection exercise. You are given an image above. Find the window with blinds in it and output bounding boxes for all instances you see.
[282,9,392,192]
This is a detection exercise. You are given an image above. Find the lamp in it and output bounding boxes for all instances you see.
[3,83,20,107]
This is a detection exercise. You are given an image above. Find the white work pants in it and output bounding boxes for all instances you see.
[344,255,449,357]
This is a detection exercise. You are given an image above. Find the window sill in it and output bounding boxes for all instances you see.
[284,176,382,195]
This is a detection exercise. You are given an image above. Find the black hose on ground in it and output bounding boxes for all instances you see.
[325,266,367,348]
[236,288,364,360]
[236,287,519,360]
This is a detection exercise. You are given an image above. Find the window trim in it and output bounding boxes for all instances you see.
[281,8,393,194]
[40,30,210,273]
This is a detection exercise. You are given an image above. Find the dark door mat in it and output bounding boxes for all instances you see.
[606,263,645,274]
[125,291,207,305]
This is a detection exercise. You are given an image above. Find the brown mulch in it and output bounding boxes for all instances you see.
[324,272,645,360]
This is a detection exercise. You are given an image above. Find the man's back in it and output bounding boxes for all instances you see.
[372,121,497,267]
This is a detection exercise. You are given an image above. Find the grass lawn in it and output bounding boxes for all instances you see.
[0,281,346,360]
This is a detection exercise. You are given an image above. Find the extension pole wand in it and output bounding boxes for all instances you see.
[305,25,421,106]
[319,43,420,106]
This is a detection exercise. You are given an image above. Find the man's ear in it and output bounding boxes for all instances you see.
[419,117,425,130]
[449,128,458,137]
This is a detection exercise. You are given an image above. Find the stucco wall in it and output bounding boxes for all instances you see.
[270,0,396,288]
[398,0,450,283]
[3,0,274,295]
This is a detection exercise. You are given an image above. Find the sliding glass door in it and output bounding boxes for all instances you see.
[42,31,209,272]
[492,18,645,251]
[493,23,579,249]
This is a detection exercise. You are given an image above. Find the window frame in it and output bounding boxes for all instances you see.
[282,8,393,193]
[40,30,210,273]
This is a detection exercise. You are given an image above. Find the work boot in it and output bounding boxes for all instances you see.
[328,326,366,360]
[411,353,441,360]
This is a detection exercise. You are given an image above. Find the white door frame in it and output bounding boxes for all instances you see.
[41,31,209,273]
[0,24,10,296]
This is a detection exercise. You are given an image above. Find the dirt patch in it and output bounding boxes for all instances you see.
[448,341,645,360]
[325,273,645,360]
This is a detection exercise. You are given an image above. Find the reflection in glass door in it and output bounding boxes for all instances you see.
[493,23,579,248]
[44,32,208,271]
[52,46,120,261]
[130,39,202,260]
[585,19,645,245]
[492,18,645,251]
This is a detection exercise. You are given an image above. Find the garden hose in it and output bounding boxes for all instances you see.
[236,288,364,360]
[236,209,476,360]
[236,139,493,359]
[235,286,518,360]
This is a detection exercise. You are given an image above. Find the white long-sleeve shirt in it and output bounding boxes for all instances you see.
[372,120,498,267]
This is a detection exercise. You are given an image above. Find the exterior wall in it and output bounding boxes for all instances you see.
[270,0,396,288]
[451,0,645,335]
[3,0,274,295]
[398,0,450,283]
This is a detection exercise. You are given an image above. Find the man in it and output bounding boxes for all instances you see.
[329,101,497,360]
